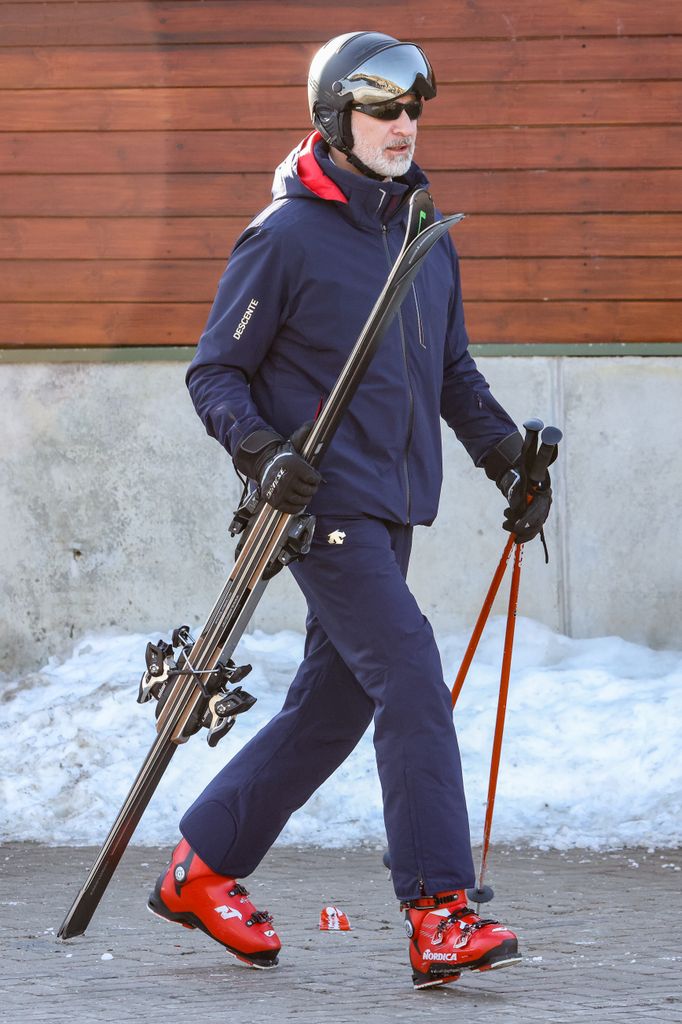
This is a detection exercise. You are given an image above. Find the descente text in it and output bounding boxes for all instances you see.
[233,299,259,340]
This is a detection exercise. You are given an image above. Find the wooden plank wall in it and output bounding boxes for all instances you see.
[1,0,681,349]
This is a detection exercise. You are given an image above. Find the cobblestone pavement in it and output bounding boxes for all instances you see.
[1,842,681,1023]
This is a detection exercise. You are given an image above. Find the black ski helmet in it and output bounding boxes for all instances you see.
[308,31,436,173]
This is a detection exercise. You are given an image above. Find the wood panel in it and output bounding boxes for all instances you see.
[0,302,205,345]
[3,83,680,131]
[1,1,680,351]
[454,215,682,259]
[0,260,225,301]
[2,1,679,46]
[2,171,680,217]
[4,215,682,261]
[4,258,681,303]
[467,302,682,344]
[0,44,316,89]
[3,300,680,347]
[460,259,682,301]
[4,126,682,174]
[3,37,681,88]
[0,217,244,260]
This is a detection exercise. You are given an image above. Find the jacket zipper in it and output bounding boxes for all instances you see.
[382,225,414,524]
[412,283,425,349]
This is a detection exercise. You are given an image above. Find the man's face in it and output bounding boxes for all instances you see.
[349,94,418,179]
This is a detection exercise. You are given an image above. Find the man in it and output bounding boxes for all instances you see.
[148,32,551,989]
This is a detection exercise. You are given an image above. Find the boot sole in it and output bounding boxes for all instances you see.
[474,953,523,972]
[147,892,280,970]
[413,970,462,989]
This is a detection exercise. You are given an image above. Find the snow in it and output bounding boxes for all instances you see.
[1,619,680,851]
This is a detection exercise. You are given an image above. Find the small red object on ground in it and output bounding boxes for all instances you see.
[319,905,351,931]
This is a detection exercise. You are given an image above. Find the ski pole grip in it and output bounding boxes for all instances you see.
[521,417,543,470]
[529,425,563,483]
[522,417,544,436]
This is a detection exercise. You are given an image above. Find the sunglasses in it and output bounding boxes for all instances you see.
[351,98,423,122]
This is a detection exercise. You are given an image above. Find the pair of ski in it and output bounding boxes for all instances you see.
[58,188,464,940]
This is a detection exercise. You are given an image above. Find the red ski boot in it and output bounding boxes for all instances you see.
[148,839,281,969]
[404,890,521,989]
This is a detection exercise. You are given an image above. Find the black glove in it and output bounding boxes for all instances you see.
[485,430,552,544]
[233,423,321,514]
[501,477,552,543]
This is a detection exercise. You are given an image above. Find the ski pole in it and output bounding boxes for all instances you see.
[455,423,562,905]
[451,534,514,708]
[469,540,523,905]
[451,416,542,710]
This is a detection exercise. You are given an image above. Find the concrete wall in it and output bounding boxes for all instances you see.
[2,356,680,672]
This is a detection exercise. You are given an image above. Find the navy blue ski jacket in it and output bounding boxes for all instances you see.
[186,132,517,526]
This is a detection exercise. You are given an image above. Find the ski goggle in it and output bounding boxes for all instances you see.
[351,97,423,121]
[332,43,436,105]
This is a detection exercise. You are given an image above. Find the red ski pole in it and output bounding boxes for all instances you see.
[452,417,543,711]
[454,423,561,905]
[471,540,523,903]
[451,533,515,709]
[449,536,523,905]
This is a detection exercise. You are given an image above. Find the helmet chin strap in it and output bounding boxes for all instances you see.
[317,107,392,180]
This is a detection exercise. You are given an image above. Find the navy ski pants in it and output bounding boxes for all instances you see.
[180,515,475,901]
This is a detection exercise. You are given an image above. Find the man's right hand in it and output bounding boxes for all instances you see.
[233,426,321,514]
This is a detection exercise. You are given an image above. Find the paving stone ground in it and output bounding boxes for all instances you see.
[1,842,681,1023]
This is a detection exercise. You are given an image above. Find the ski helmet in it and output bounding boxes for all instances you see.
[308,32,436,174]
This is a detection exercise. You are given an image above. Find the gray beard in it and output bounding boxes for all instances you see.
[352,136,416,179]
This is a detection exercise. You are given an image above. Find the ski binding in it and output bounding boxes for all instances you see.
[137,623,255,746]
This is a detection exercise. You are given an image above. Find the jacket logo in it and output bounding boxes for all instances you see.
[215,905,243,921]
[233,298,259,340]
[327,530,346,545]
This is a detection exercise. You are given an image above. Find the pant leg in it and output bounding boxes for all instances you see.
[180,609,374,876]
[182,513,475,900]
[290,515,475,901]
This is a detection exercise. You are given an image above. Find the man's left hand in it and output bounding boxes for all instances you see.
[502,476,552,543]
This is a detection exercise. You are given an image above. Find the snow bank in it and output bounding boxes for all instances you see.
[1,620,680,850]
